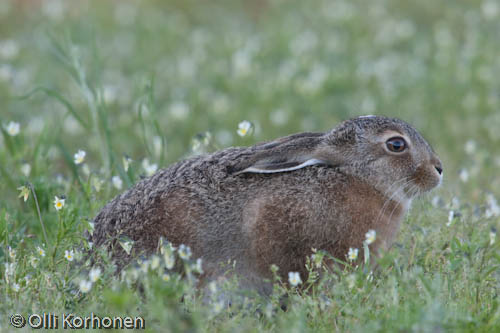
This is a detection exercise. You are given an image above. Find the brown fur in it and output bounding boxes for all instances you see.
[90,116,442,294]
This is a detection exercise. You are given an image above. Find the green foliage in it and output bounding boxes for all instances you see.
[1,0,500,331]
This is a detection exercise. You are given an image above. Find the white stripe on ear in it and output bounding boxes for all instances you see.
[236,158,327,174]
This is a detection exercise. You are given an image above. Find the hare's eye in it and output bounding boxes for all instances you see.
[386,137,407,153]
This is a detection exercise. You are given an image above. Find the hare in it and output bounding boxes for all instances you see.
[90,115,442,294]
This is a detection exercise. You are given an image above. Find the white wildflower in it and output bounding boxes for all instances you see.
[112,176,123,190]
[150,255,160,270]
[79,279,92,293]
[164,253,175,269]
[36,246,46,257]
[288,271,302,287]
[490,228,497,245]
[54,196,65,210]
[142,158,158,177]
[237,120,253,137]
[65,249,74,262]
[30,256,39,268]
[12,283,20,292]
[178,244,192,260]
[464,140,476,154]
[459,169,469,183]
[348,247,359,261]
[89,267,101,283]
[5,121,20,136]
[446,210,454,226]
[74,150,86,165]
[21,163,31,177]
[123,155,132,172]
[8,246,15,259]
[365,230,376,245]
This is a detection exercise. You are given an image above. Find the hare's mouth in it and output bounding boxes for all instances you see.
[409,164,443,195]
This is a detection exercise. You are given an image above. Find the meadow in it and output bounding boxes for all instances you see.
[1,0,500,331]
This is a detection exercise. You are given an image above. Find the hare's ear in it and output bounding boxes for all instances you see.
[234,158,327,175]
[231,122,357,175]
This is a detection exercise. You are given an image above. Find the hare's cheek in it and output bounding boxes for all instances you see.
[412,164,441,192]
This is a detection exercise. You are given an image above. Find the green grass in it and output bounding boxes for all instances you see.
[1,0,500,331]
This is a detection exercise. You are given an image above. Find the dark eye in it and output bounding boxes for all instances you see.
[386,137,407,153]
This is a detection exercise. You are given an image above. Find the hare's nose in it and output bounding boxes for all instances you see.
[435,165,443,175]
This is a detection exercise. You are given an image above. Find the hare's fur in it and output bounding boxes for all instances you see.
[91,116,442,293]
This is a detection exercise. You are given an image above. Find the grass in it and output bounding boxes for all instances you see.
[1,0,500,331]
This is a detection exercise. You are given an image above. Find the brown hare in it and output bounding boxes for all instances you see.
[90,115,442,294]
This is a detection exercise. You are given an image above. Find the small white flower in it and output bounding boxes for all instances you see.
[140,259,149,273]
[36,246,46,257]
[82,164,90,176]
[5,121,20,136]
[348,247,359,261]
[65,249,74,262]
[8,246,15,259]
[459,169,469,183]
[464,140,476,154]
[79,279,92,293]
[169,101,190,120]
[150,255,160,270]
[193,258,203,274]
[237,120,253,137]
[446,210,454,226]
[213,301,225,314]
[54,196,65,210]
[490,228,497,246]
[4,262,15,276]
[178,244,192,260]
[365,229,376,245]
[112,176,123,190]
[288,271,302,287]
[30,256,39,268]
[162,273,170,282]
[21,163,31,177]
[346,274,356,289]
[123,155,132,172]
[208,281,217,294]
[0,40,20,59]
[142,158,158,177]
[89,267,101,282]
[12,283,20,292]
[164,253,175,269]
[74,150,86,165]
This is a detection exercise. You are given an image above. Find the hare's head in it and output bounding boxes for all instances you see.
[321,115,443,201]
[234,115,442,202]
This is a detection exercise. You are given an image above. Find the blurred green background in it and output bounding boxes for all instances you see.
[1,1,500,331]
[2,0,499,197]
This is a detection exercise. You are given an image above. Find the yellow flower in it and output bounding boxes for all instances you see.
[17,185,30,202]
[54,196,65,210]
[237,120,253,137]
